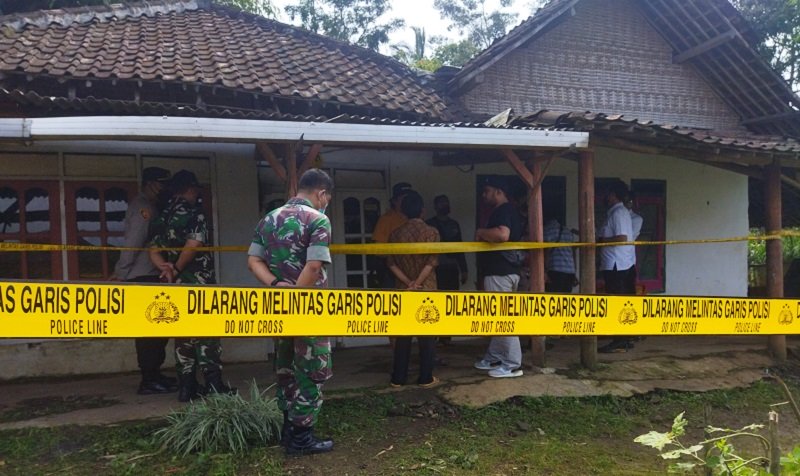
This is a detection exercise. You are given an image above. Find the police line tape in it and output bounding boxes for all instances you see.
[0,280,797,338]
[0,230,797,255]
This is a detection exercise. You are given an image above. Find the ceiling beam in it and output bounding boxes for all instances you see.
[673,29,737,64]
[741,111,800,126]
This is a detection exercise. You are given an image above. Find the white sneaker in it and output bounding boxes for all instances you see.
[488,367,523,378]
[474,359,500,370]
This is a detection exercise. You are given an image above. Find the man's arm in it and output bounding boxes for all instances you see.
[409,264,435,289]
[296,260,324,287]
[113,207,149,280]
[247,255,291,287]
[149,248,174,282]
[476,225,510,243]
[389,264,412,288]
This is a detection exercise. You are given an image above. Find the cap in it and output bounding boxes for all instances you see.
[482,176,509,195]
[391,182,413,199]
[170,170,201,190]
[142,167,171,184]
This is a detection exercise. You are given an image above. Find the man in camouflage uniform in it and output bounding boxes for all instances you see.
[149,170,235,402]
[247,168,334,456]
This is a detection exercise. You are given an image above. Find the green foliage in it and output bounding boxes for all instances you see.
[634,412,800,474]
[733,0,800,93]
[747,227,800,267]
[433,0,519,49]
[431,38,482,67]
[284,0,404,50]
[154,381,282,455]
[214,0,279,18]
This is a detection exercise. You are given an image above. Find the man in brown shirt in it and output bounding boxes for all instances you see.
[387,191,440,387]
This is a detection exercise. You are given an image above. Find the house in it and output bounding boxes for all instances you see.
[0,0,798,378]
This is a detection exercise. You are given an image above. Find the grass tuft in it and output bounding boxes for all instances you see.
[154,380,282,455]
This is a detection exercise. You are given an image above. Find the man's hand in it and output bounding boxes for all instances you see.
[156,262,176,283]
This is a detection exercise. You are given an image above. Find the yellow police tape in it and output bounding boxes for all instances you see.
[0,230,797,255]
[0,280,797,338]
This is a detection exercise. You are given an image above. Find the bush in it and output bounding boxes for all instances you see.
[154,380,282,455]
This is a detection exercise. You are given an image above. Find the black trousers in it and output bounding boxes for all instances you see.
[546,271,576,293]
[603,265,636,295]
[128,275,170,380]
[391,337,436,385]
[436,265,460,291]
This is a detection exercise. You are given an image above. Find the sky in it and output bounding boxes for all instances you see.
[269,0,542,55]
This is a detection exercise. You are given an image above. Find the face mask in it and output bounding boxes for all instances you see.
[318,192,329,214]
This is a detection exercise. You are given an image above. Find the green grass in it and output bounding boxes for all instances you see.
[0,381,796,475]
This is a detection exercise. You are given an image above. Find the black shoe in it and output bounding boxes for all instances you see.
[285,425,333,456]
[204,370,238,396]
[137,379,174,395]
[598,339,634,354]
[155,373,178,389]
[177,374,202,402]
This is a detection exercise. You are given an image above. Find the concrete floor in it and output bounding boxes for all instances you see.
[0,336,794,429]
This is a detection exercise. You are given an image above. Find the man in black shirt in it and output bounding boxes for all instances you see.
[426,195,468,291]
[474,176,524,378]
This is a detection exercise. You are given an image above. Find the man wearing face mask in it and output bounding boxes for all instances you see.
[247,168,334,456]
[149,170,235,401]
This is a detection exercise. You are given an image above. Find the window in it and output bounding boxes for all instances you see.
[342,194,382,288]
[65,182,137,280]
[0,181,62,279]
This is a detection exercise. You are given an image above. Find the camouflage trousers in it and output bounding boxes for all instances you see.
[175,338,222,376]
[275,337,333,428]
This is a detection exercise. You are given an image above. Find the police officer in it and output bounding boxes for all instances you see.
[148,170,235,401]
[112,167,177,395]
[247,168,334,456]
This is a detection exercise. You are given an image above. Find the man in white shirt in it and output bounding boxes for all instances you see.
[598,181,637,353]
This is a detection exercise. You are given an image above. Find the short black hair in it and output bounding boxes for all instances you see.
[298,168,333,192]
[433,194,449,205]
[608,180,629,202]
[400,190,424,219]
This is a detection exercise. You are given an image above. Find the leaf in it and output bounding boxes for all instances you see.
[668,462,698,473]
[671,412,688,436]
[634,431,674,451]
[661,445,703,460]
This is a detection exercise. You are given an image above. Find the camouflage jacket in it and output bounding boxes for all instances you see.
[149,196,215,284]
[248,197,331,286]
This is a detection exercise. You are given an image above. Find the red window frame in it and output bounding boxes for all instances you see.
[0,180,62,280]
[65,181,138,281]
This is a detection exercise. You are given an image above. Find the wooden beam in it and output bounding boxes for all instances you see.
[286,143,298,198]
[765,160,786,362]
[741,111,800,126]
[501,149,534,188]
[533,153,556,193]
[528,157,546,368]
[673,30,737,63]
[298,143,323,176]
[255,142,287,183]
[578,150,597,369]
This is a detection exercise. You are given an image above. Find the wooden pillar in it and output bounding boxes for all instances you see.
[765,160,786,362]
[528,158,546,368]
[578,150,597,369]
[286,143,298,198]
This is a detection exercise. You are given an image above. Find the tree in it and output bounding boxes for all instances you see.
[733,0,800,93]
[215,0,279,18]
[431,38,481,67]
[284,0,404,51]
[433,0,519,50]
[391,27,443,72]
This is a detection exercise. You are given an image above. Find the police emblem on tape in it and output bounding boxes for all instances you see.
[618,301,638,325]
[145,292,180,324]
[779,304,793,325]
[415,297,440,324]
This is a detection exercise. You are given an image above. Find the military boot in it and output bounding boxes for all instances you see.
[204,369,237,396]
[177,373,201,402]
[285,425,334,456]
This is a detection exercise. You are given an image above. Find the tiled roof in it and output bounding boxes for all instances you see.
[510,110,800,156]
[0,0,450,120]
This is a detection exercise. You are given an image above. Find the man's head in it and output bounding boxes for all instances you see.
[400,190,424,220]
[298,168,333,212]
[481,176,509,208]
[141,167,170,198]
[433,195,450,217]
[390,182,413,211]
[624,191,636,210]
[169,170,202,205]
[605,180,629,207]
